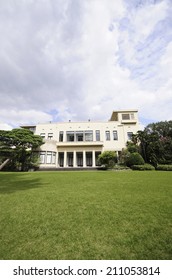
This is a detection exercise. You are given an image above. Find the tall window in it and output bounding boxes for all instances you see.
[105,131,110,141]
[130,113,134,119]
[59,131,63,142]
[66,131,74,142]
[40,152,46,163]
[127,132,133,140]
[113,130,118,140]
[85,131,93,141]
[46,151,52,164]
[52,152,56,164]
[67,152,73,166]
[95,151,101,166]
[77,152,83,166]
[76,131,83,141]
[96,130,100,141]
[58,152,64,167]
[86,152,92,166]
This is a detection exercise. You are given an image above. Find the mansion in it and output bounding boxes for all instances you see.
[22,110,139,169]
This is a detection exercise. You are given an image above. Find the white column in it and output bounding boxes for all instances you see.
[83,150,86,167]
[73,151,77,167]
[92,150,96,167]
[116,151,119,163]
[64,151,67,167]
[56,152,59,167]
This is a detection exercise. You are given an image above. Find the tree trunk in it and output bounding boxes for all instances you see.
[0,158,10,170]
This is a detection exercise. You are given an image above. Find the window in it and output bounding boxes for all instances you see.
[113,130,118,140]
[59,131,63,142]
[122,113,130,120]
[66,131,74,142]
[95,151,101,166]
[76,131,83,141]
[67,152,73,166]
[40,133,45,139]
[86,152,92,166]
[105,131,110,141]
[85,130,93,141]
[127,132,133,140]
[40,152,46,163]
[46,151,52,164]
[58,152,64,167]
[48,133,53,140]
[77,152,83,166]
[52,152,56,164]
[96,130,100,141]
[130,113,134,120]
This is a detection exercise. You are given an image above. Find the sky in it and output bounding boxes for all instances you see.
[0,0,172,130]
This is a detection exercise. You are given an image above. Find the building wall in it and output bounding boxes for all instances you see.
[22,110,139,169]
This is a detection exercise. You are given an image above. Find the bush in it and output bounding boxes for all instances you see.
[156,165,172,171]
[126,152,145,167]
[126,142,139,153]
[98,151,117,169]
[113,165,130,170]
[131,164,155,171]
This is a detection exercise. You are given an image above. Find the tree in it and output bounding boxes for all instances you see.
[98,151,117,169]
[132,121,172,166]
[0,128,43,171]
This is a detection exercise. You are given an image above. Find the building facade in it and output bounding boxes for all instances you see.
[22,110,139,169]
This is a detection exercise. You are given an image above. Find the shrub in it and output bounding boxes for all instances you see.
[126,152,145,167]
[112,164,131,171]
[126,142,139,153]
[156,165,172,171]
[98,151,117,169]
[131,164,155,171]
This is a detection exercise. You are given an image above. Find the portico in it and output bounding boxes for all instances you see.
[57,144,103,168]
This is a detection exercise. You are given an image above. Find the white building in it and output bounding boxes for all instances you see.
[22,110,139,169]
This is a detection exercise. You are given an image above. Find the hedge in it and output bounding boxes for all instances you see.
[156,165,172,171]
[131,164,155,171]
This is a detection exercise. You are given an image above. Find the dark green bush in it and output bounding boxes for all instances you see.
[98,151,117,169]
[132,164,155,171]
[156,165,172,171]
[126,152,145,167]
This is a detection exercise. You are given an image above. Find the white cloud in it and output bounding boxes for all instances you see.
[0,109,52,126]
[0,122,13,130]
[0,0,171,128]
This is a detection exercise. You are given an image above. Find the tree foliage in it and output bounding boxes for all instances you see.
[98,151,117,169]
[132,121,172,166]
[125,152,145,167]
[0,128,43,171]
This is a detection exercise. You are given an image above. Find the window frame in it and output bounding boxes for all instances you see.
[105,131,110,141]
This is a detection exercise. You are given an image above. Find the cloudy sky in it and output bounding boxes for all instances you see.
[0,0,172,130]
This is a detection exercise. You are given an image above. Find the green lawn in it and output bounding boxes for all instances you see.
[0,171,172,260]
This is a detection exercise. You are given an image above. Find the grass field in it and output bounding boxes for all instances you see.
[0,171,172,260]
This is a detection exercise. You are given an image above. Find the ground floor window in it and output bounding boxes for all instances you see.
[95,152,101,166]
[58,152,64,167]
[67,152,73,167]
[77,152,83,166]
[40,151,56,164]
[86,152,92,166]
[40,150,103,167]
[40,152,46,164]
